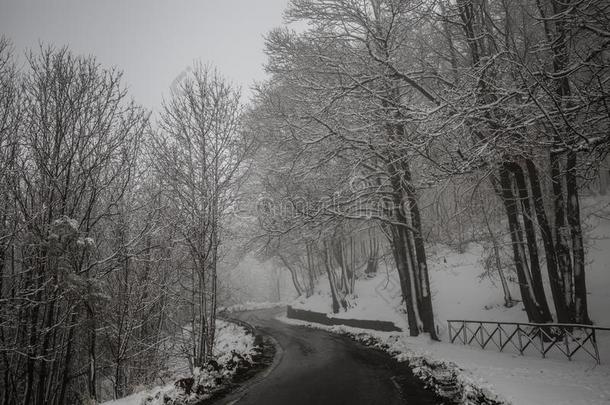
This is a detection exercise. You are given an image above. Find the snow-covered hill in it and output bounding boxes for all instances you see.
[293,196,610,338]
[288,197,610,404]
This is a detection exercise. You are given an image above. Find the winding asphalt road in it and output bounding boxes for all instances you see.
[223,308,438,405]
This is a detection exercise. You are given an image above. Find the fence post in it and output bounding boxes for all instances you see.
[539,327,545,359]
[463,321,467,345]
[498,323,503,351]
[592,329,601,365]
[564,327,571,361]
[517,325,524,355]
[448,321,453,343]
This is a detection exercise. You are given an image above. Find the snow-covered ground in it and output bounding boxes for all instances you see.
[279,316,610,405]
[102,319,257,405]
[288,197,610,404]
[291,272,410,330]
[291,250,525,334]
[219,301,288,313]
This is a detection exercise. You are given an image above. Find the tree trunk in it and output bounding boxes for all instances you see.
[323,242,341,314]
[279,254,303,296]
[497,167,544,322]
[525,159,570,322]
[480,192,515,306]
[389,225,420,336]
[550,153,575,322]
[403,162,438,340]
[505,162,552,322]
[566,152,590,324]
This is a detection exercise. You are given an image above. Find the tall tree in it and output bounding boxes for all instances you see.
[152,64,250,367]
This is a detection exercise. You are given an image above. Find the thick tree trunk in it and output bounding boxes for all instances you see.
[550,153,575,322]
[403,162,438,340]
[389,225,420,336]
[525,159,570,322]
[545,0,590,325]
[384,115,437,339]
[566,152,590,324]
[497,167,545,322]
[505,162,553,322]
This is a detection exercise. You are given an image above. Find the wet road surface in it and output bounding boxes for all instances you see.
[225,308,438,405]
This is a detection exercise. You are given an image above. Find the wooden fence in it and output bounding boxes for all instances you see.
[447,320,610,364]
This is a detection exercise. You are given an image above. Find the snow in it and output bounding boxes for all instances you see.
[103,392,148,405]
[107,197,610,405]
[290,251,525,334]
[427,243,525,327]
[292,272,410,330]
[286,196,610,404]
[214,321,257,364]
[219,301,288,313]
[101,319,257,405]
[278,316,610,405]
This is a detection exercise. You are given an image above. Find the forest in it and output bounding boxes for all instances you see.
[0,0,609,403]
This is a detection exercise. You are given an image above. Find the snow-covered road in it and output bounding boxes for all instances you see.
[222,308,437,405]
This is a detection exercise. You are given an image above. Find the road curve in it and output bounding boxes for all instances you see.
[224,308,438,405]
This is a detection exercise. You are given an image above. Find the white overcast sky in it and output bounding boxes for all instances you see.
[0,0,290,110]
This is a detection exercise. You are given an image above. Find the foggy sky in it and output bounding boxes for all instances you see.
[0,0,290,110]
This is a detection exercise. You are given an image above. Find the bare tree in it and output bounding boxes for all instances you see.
[151,63,249,368]
[0,45,147,405]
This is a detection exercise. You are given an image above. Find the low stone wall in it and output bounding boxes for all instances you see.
[286,306,402,332]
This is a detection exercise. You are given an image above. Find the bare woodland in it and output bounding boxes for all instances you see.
[0,43,249,404]
[0,0,609,403]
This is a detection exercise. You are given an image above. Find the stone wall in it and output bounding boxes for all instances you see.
[286,306,402,332]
